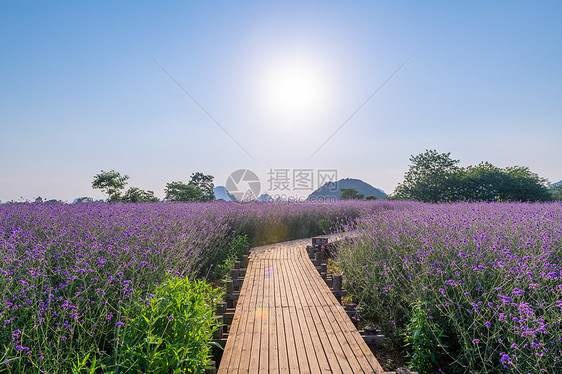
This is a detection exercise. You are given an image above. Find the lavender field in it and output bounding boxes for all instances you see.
[337,202,562,373]
[3,200,561,373]
[0,200,381,372]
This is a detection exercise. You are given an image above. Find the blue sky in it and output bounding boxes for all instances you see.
[1,1,561,201]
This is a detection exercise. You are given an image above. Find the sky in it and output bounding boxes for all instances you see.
[1,1,561,202]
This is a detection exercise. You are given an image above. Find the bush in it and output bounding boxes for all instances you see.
[208,235,249,280]
[114,276,222,373]
[403,301,447,373]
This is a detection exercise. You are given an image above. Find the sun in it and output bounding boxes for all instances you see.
[258,54,332,123]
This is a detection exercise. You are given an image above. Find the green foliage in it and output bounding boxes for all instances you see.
[456,162,505,201]
[165,173,215,202]
[364,195,379,200]
[188,172,215,202]
[318,218,330,233]
[209,235,249,280]
[394,150,460,202]
[92,170,129,201]
[550,184,562,200]
[71,352,99,374]
[122,187,160,202]
[403,301,447,374]
[501,166,551,201]
[393,150,551,202]
[115,276,222,373]
[74,197,95,203]
[339,187,364,200]
[165,181,204,202]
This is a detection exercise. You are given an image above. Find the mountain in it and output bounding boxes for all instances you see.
[213,186,238,202]
[548,180,562,188]
[307,178,386,201]
[256,194,286,202]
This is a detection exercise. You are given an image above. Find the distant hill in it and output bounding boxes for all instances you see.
[307,178,386,201]
[213,186,238,202]
[548,180,562,188]
[256,193,278,202]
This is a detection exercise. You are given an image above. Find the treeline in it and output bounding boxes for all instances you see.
[392,150,558,202]
[92,170,215,202]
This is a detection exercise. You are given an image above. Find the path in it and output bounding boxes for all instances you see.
[217,237,385,374]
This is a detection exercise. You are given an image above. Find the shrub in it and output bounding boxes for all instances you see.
[114,276,222,373]
[208,235,249,280]
[403,301,447,373]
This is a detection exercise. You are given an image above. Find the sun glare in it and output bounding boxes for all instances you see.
[258,55,332,123]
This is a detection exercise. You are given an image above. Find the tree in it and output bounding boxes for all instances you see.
[164,182,204,202]
[74,197,94,204]
[457,162,505,201]
[393,150,460,202]
[500,166,551,202]
[339,187,364,200]
[364,195,379,200]
[164,172,215,202]
[550,185,562,200]
[122,187,160,203]
[393,151,552,202]
[92,170,129,202]
[188,172,215,201]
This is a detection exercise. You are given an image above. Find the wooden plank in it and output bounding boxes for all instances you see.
[219,259,256,373]
[248,260,265,373]
[278,256,305,373]
[258,261,271,373]
[236,259,261,373]
[298,254,385,374]
[283,257,320,373]
[296,258,364,373]
[219,236,385,373]
[295,257,343,373]
[268,259,280,374]
[276,259,293,373]
[287,257,332,374]
[218,261,249,373]
[269,260,282,373]
[291,257,351,373]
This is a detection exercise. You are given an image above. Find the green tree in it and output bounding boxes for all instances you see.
[122,187,160,203]
[394,151,552,202]
[164,181,204,202]
[188,172,215,201]
[550,184,562,200]
[92,170,129,202]
[500,166,551,201]
[457,162,506,201]
[164,172,215,202]
[393,150,460,202]
[339,187,364,200]
[364,195,379,200]
[74,197,94,204]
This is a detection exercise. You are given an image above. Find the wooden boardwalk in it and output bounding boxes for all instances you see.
[218,238,385,374]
